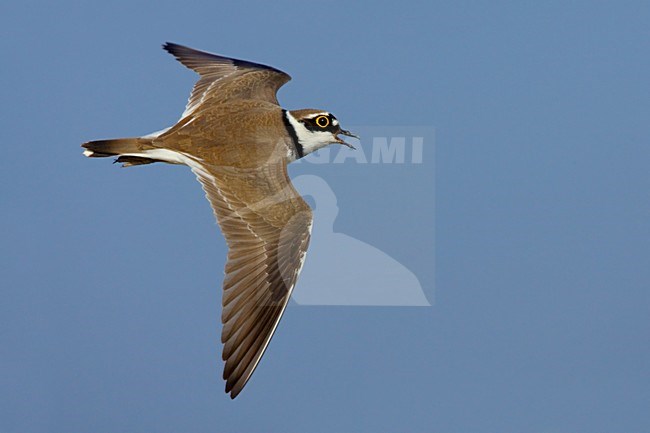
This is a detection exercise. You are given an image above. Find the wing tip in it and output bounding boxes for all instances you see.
[227,384,242,399]
[162,41,188,59]
[160,41,290,79]
[225,376,244,399]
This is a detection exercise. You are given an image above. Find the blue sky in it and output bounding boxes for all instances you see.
[1,1,649,432]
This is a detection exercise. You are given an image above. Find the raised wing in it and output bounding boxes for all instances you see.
[186,159,312,398]
[163,42,291,118]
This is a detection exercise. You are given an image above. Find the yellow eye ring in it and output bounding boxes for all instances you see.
[315,115,330,128]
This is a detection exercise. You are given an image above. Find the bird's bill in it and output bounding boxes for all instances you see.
[335,129,360,149]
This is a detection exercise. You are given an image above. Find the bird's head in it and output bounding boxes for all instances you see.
[284,109,359,158]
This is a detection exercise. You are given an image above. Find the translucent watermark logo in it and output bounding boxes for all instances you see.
[291,175,430,306]
[289,126,435,306]
[295,135,425,164]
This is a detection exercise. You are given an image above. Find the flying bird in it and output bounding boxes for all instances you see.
[82,42,358,398]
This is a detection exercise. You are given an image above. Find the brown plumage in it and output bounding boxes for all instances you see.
[82,43,357,399]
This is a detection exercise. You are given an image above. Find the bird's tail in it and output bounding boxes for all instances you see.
[82,137,160,167]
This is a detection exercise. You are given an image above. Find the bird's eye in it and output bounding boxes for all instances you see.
[315,115,330,128]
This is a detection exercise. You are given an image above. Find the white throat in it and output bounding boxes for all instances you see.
[285,111,334,157]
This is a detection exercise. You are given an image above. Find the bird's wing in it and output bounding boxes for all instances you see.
[163,42,291,118]
[187,159,312,399]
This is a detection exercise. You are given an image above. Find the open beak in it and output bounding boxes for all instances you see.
[335,129,360,149]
